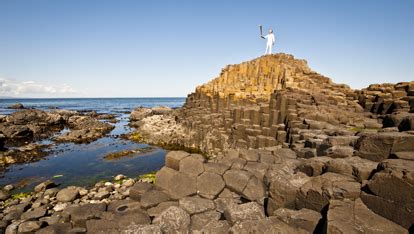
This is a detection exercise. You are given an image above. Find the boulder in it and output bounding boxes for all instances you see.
[296,173,361,212]
[197,172,225,199]
[7,103,25,109]
[0,190,10,201]
[34,180,56,193]
[153,206,190,233]
[327,198,407,233]
[56,187,79,202]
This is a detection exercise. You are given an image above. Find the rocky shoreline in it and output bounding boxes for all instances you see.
[0,53,413,233]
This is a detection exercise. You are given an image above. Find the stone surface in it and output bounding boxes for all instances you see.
[56,187,79,202]
[223,202,265,225]
[179,197,215,215]
[165,151,190,170]
[179,155,204,176]
[296,173,361,212]
[273,208,322,233]
[327,198,407,233]
[197,172,225,199]
[140,190,170,209]
[223,169,252,194]
[153,206,191,233]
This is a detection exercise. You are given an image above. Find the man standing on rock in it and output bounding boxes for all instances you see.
[261,28,275,55]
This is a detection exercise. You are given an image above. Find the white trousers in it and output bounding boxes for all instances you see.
[265,43,273,55]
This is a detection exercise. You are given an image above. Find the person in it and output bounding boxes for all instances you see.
[262,29,275,55]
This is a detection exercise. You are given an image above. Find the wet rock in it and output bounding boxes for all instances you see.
[0,124,33,139]
[273,208,322,233]
[153,206,190,233]
[34,180,56,193]
[6,109,62,126]
[179,197,215,215]
[56,187,79,202]
[327,198,407,233]
[55,115,114,143]
[296,172,361,212]
[196,172,225,199]
[223,202,265,225]
[7,103,25,109]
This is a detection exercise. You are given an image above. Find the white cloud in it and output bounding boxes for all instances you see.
[0,78,78,97]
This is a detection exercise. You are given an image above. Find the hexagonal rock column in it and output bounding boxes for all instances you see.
[196,172,225,199]
[156,167,197,199]
[165,151,190,170]
[295,173,361,212]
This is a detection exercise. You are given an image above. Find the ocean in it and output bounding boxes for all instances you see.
[0,98,186,191]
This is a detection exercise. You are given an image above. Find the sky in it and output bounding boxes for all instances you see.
[0,0,413,98]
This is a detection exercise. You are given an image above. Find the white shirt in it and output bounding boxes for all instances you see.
[265,33,275,45]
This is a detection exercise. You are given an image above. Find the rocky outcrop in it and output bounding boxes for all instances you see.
[127,53,413,232]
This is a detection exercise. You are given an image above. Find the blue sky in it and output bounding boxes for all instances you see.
[0,0,413,97]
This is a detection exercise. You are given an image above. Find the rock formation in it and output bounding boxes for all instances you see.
[1,53,413,232]
[128,53,413,232]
